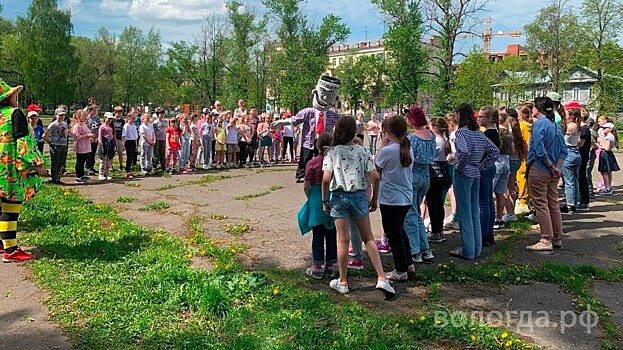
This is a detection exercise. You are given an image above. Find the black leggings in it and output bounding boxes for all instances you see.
[282,136,294,160]
[380,204,412,272]
[426,177,446,234]
[579,157,590,205]
[86,142,98,170]
[75,152,89,179]
[238,141,249,165]
[125,140,137,173]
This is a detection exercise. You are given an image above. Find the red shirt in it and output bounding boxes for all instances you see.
[166,126,182,149]
[305,153,324,184]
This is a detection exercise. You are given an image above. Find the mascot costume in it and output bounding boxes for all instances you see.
[272,75,341,183]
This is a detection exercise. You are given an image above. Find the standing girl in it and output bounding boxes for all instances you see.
[476,106,501,246]
[366,113,381,155]
[179,114,192,171]
[271,114,283,163]
[214,118,226,169]
[139,113,155,175]
[598,122,619,195]
[443,114,460,230]
[257,114,273,166]
[504,109,525,221]
[122,113,139,179]
[98,113,116,180]
[299,133,336,279]
[451,104,499,259]
[188,113,201,172]
[282,113,295,162]
[72,110,95,184]
[321,116,394,296]
[492,110,515,229]
[376,116,415,281]
[427,117,451,243]
[404,106,435,263]
[561,108,581,211]
[166,118,182,174]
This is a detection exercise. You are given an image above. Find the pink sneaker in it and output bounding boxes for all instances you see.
[376,239,390,253]
[347,260,364,270]
[348,247,356,257]
[2,247,34,263]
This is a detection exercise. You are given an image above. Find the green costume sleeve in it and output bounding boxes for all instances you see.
[12,109,44,171]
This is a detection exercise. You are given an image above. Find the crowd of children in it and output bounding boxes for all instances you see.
[297,97,620,297]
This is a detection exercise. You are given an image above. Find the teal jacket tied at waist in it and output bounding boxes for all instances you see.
[297,184,334,235]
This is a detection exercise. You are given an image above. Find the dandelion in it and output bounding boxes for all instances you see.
[494,273,499,277]
[273,288,281,296]
[471,335,476,341]
[419,315,426,321]
[185,253,192,259]
[504,340,512,347]
[333,341,339,347]
[408,319,415,324]
[501,332,508,339]
[516,276,521,282]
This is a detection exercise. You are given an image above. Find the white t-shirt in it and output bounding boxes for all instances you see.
[139,124,155,146]
[602,133,616,151]
[283,125,294,138]
[375,143,413,205]
[323,144,374,192]
[448,130,457,162]
[122,123,138,141]
[226,125,238,144]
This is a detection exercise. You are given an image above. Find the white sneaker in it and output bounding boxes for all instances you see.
[502,214,518,223]
[375,279,395,297]
[203,164,209,170]
[329,279,349,294]
[98,175,106,181]
[422,249,434,260]
[423,217,431,232]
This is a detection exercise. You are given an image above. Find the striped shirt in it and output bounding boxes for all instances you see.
[291,108,339,150]
[454,127,500,178]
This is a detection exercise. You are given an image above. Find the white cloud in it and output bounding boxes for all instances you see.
[62,0,83,14]
[100,0,131,13]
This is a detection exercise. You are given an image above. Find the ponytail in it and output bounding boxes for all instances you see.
[399,135,412,168]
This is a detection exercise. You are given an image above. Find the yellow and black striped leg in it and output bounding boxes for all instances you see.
[0,199,22,254]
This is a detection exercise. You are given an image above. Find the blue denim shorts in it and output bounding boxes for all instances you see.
[329,190,369,219]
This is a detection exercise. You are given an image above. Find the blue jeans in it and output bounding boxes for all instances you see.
[312,224,337,265]
[329,190,369,219]
[180,137,191,168]
[480,166,496,240]
[562,148,581,206]
[369,135,378,155]
[454,171,481,259]
[404,166,430,255]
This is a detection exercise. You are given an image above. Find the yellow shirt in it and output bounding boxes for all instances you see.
[520,121,531,144]
[215,126,226,144]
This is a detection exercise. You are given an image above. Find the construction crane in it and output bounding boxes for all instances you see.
[461,17,522,55]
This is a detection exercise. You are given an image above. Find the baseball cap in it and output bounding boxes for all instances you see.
[210,109,220,116]
[564,101,582,109]
[104,112,115,119]
[203,107,209,113]
[27,111,39,118]
[27,104,43,112]
[602,122,615,129]
[546,92,561,102]
[55,107,67,115]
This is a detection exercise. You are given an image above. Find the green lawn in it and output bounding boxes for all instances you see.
[17,186,541,350]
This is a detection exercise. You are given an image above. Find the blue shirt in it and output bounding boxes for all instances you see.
[33,125,44,142]
[454,127,500,178]
[527,116,568,173]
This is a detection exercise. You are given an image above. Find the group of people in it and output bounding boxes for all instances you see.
[298,77,619,297]
[27,99,307,184]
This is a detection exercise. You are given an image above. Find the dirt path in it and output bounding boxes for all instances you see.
[0,262,72,350]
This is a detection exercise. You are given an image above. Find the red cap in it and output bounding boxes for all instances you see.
[473,112,479,119]
[405,106,427,127]
[27,104,42,112]
[564,101,583,109]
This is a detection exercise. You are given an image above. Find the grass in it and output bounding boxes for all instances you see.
[234,185,283,200]
[17,186,541,350]
[223,222,252,236]
[210,214,228,220]
[116,196,137,203]
[138,201,170,211]
[155,174,232,191]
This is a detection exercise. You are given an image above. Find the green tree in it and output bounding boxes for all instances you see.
[113,26,161,108]
[422,0,487,114]
[71,28,116,107]
[451,51,494,108]
[337,54,383,112]
[492,55,541,106]
[264,0,349,112]
[372,0,427,108]
[14,0,75,105]
[223,1,268,109]
[524,0,581,92]
[577,0,623,113]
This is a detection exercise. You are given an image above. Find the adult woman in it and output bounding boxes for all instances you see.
[561,108,581,213]
[366,113,381,155]
[515,104,534,215]
[404,106,435,263]
[451,103,499,260]
[525,97,567,252]
[477,106,501,246]
[0,78,46,262]
[72,110,95,183]
[356,112,365,141]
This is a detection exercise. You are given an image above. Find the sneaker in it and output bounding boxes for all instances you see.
[375,279,395,297]
[126,173,134,179]
[493,220,505,230]
[347,260,364,270]
[305,265,324,280]
[98,175,106,181]
[324,264,337,278]
[2,247,35,263]
[141,171,149,176]
[428,232,446,243]
[88,169,97,175]
[348,247,356,257]
[526,240,553,251]
[203,164,210,170]
[552,239,563,249]
[501,214,518,222]
[376,239,390,253]
[75,178,85,184]
[412,253,423,263]
[422,249,434,261]
[527,213,538,223]
[80,176,90,181]
[118,166,124,172]
[329,279,349,294]
[576,204,589,210]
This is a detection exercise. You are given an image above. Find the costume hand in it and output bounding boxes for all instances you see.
[270,120,288,129]
[33,165,47,177]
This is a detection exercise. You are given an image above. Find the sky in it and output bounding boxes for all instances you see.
[1,0,585,54]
